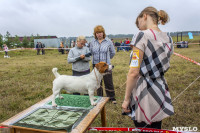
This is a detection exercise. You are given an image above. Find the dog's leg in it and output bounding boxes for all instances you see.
[93,97,97,101]
[88,90,97,106]
[59,92,64,99]
[52,88,60,107]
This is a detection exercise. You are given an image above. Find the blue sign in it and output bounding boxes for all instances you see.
[188,32,193,39]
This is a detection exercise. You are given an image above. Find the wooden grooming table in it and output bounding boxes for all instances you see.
[1,95,109,133]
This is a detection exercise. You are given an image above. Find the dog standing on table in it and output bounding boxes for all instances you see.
[52,62,113,107]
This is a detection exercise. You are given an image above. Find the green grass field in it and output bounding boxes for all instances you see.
[0,44,200,131]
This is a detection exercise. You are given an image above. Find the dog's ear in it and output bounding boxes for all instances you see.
[95,63,100,71]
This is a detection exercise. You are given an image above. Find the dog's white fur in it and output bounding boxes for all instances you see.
[52,62,112,107]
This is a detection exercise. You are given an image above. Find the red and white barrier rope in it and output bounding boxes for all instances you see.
[0,126,8,128]
[188,43,200,45]
[0,47,71,52]
[173,52,200,66]
[88,127,199,133]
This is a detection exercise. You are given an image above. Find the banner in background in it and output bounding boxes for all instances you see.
[188,32,193,39]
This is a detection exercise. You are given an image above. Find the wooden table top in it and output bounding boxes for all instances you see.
[1,95,109,133]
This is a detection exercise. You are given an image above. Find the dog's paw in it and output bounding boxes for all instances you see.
[52,104,57,107]
[59,96,64,99]
[91,102,97,106]
[93,97,97,101]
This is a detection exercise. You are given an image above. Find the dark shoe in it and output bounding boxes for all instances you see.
[73,93,80,95]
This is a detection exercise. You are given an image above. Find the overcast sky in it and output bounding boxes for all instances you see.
[0,0,199,37]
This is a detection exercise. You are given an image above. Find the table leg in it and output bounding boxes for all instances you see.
[101,106,106,133]
[10,128,15,133]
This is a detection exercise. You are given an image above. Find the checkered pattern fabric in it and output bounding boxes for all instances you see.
[130,29,174,124]
[13,108,89,131]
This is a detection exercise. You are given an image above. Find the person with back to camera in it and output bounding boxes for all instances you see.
[68,36,91,95]
[122,7,174,131]
[89,25,117,104]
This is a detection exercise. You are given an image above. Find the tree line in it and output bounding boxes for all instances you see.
[0,31,42,49]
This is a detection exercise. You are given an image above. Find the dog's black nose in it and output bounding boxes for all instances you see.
[112,65,114,69]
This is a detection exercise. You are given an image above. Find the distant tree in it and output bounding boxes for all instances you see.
[14,35,21,47]
[22,36,29,48]
[4,31,12,47]
[35,33,40,39]
[0,34,3,49]
[30,34,35,48]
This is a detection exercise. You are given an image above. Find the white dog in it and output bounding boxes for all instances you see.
[52,62,113,107]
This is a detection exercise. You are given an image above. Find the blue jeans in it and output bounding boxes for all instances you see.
[117,47,123,52]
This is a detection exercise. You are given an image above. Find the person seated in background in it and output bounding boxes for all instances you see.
[67,36,91,95]
[124,38,131,51]
[125,38,130,44]
[115,42,122,52]
[120,40,126,51]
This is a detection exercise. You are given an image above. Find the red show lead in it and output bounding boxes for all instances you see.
[0,126,9,128]
[174,52,200,66]
[88,127,200,133]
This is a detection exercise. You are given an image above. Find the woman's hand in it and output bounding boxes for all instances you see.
[122,99,131,113]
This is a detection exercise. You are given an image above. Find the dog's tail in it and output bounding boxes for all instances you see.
[52,68,60,78]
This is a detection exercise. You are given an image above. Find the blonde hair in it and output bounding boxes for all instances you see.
[77,35,86,42]
[135,6,169,27]
[93,25,106,39]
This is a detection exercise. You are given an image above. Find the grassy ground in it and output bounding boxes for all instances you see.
[0,44,200,132]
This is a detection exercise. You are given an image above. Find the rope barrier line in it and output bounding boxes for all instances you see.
[173,52,200,66]
[0,47,129,52]
[88,127,200,133]
[0,126,8,128]
[188,43,200,45]
[171,75,200,104]
[15,47,71,50]
[0,48,72,52]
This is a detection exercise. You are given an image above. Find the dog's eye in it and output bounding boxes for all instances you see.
[104,64,106,66]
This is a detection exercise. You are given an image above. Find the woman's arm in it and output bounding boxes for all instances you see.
[122,46,144,113]
[109,42,115,59]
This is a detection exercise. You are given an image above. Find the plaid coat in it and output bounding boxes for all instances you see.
[129,29,174,124]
